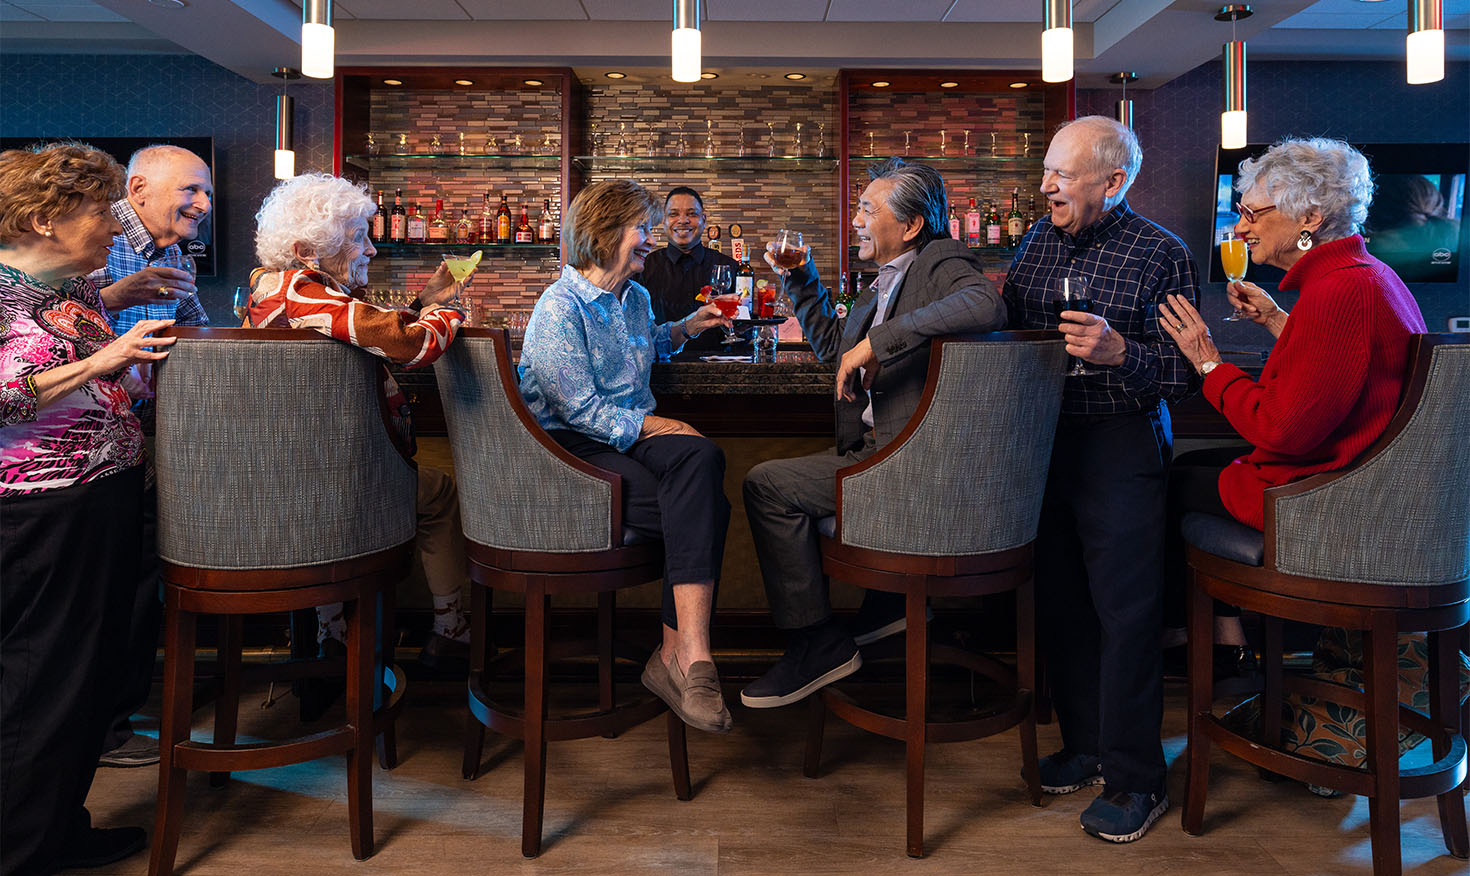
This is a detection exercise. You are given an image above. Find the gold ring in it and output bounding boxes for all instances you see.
[159,285,170,297]
[1176,322,1186,330]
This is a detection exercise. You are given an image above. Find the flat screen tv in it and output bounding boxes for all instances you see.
[1209,142,1468,287]
[0,136,217,277]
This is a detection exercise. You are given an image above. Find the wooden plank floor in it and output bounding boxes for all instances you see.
[76,678,1468,875]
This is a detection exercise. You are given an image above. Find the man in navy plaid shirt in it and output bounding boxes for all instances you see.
[87,145,212,333]
[83,145,213,772]
[1003,116,1200,845]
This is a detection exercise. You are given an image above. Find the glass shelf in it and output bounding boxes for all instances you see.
[848,155,1042,168]
[374,241,558,256]
[573,156,839,174]
[344,153,562,171]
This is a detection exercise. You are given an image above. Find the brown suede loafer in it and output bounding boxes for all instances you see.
[641,650,733,734]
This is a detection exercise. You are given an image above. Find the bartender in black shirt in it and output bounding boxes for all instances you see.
[636,186,741,357]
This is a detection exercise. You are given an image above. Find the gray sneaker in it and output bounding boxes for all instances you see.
[99,735,160,767]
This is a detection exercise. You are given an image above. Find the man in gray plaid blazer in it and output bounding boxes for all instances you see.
[741,157,1006,709]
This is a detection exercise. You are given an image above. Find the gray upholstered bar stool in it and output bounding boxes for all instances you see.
[803,332,1067,858]
[1181,334,1469,876]
[434,328,691,858]
[149,328,416,874]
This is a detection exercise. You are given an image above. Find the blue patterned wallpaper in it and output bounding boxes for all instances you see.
[1,53,335,324]
[1079,59,1469,343]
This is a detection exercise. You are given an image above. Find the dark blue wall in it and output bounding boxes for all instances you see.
[1,53,335,325]
[1080,59,1470,344]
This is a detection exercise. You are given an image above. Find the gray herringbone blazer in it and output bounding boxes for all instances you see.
[787,237,1006,454]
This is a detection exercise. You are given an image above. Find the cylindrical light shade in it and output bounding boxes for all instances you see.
[275,93,296,180]
[1116,99,1134,129]
[672,0,701,83]
[1041,0,1073,83]
[1221,39,1247,148]
[1407,0,1445,84]
[301,0,334,80]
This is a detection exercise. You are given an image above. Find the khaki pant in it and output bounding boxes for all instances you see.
[417,464,469,598]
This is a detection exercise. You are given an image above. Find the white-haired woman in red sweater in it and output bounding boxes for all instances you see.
[1158,138,1466,792]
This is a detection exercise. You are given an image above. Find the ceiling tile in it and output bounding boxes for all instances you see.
[946,0,1050,23]
[9,0,124,21]
[578,0,668,20]
[329,0,469,19]
[456,0,589,19]
[705,0,830,22]
[826,0,955,22]
[0,1,43,21]
[1274,11,1402,28]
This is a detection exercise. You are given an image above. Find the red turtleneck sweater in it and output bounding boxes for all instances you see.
[1205,235,1426,530]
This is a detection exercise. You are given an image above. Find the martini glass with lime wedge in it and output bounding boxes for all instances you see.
[442,249,482,320]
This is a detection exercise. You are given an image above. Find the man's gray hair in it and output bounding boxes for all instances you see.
[1235,138,1375,243]
[126,144,205,180]
[1055,115,1143,207]
[867,157,950,247]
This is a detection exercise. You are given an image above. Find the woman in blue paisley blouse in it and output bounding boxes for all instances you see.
[0,142,178,875]
[518,179,736,734]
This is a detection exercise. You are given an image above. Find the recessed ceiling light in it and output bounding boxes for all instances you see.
[701,72,718,79]
[871,81,891,88]
[454,79,474,86]
[1009,81,1029,88]
[605,71,626,79]
[523,79,543,86]
[939,81,959,88]
[784,72,806,80]
[382,79,403,86]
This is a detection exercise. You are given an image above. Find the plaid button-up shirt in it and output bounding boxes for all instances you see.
[1003,200,1201,416]
[86,198,209,332]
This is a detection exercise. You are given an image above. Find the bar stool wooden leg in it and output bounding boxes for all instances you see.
[1429,628,1469,858]
[522,586,550,858]
[1016,576,1041,806]
[598,591,615,737]
[1362,613,1402,876]
[905,586,930,859]
[667,711,692,800]
[803,692,827,779]
[345,592,375,861]
[1182,569,1213,836]
[150,599,196,876]
[290,608,323,722]
[376,584,399,770]
[463,583,488,780]
[210,614,243,789]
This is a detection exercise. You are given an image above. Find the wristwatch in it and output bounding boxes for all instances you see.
[1199,360,1222,376]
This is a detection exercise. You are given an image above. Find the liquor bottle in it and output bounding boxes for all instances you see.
[1006,187,1025,248]
[389,188,407,242]
[735,249,755,310]
[371,190,387,242]
[495,194,512,244]
[834,273,854,319]
[1027,194,1041,233]
[454,209,473,244]
[538,198,556,243]
[406,203,427,242]
[428,198,449,242]
[964,197,982,247]
[985,198,1003,247]
[729,223,745,265]
[479,192,494,244]
[515,203,534,243]
[947,204,961,241]
[707,225,721,253]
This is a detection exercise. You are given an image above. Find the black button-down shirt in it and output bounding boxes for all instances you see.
[1003,200,1202,416]
[634,242,741,358]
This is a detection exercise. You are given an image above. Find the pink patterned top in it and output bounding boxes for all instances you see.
[0,263,144,495]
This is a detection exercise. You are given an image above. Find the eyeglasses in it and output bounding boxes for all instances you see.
[1235,202,1278,223]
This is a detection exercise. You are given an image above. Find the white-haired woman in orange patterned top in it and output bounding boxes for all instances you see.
[246,172,476,673]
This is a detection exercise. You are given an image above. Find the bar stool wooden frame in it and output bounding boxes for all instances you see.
[1182,335,1470,876]
[150,546,412,875]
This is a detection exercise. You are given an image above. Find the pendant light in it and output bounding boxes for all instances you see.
[671,0,702,83]
[273,67,300,180]
[1112,72,1137,129]
[1041,0,1073,83]
[301,0,334,80]
[1407,0,1444,84]
[1217,5,1251,150]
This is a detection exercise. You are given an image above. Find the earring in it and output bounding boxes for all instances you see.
[1296,229,1314,251]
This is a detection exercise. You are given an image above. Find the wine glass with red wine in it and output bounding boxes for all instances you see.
[1051,275,1098,377]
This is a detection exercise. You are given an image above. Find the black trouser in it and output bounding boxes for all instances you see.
[1,467,145,876]
[102,484,162,752]
[1162,445,1252,631]
[547,431,730,629]
[1036,408,1171,795]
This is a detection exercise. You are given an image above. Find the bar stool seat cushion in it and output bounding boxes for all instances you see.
[1181,511,1265,567]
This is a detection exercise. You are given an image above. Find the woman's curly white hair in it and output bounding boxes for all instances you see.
[254,172,375,269]
[1236,138,1375,243]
